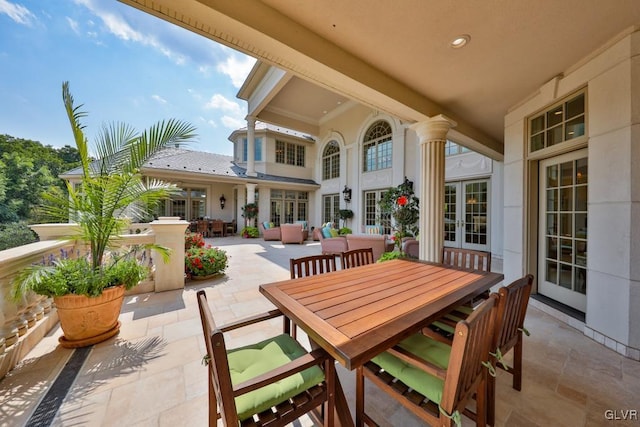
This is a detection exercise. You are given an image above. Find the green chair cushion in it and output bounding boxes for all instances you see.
[372,333,451,404]
[329,228,339,238]
[433,305,474,334]
[228,333,325,421]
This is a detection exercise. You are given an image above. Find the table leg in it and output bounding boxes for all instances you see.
[309,339,354,427]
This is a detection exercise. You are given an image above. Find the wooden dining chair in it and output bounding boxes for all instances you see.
[288,254,339,339]
[356,294,498,427]
[197,290,335,427]
[423,274,533,425]
[424,248,493,338]
[197,220,210,238]
[225,219,236,236]
[210,219,224,237]
[442,247,492,272]
[290,254,338,279]
[341,248,375,269]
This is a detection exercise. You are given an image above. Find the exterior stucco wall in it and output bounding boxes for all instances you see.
[504,31,640,358]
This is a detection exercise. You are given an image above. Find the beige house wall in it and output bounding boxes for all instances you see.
[504,30,640,359]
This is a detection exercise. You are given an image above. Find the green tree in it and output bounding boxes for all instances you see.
[0,134,81,223]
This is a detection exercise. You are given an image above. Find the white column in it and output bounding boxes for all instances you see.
[246,183,257,204]
[246,116,257,177]
[245,183,257,227]
[410,115,457,262]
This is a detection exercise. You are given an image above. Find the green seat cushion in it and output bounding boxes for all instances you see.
[372,333,451,404]
[433,305,474,334]
[329,228,339,238]
[228,334,325,421]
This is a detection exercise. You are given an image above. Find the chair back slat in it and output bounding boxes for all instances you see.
[442,247,491,272]
[290,254,338,279]
[440,294,497,415]
[341,248,375,269]
[197,290,237,425]
[495,274,534,353]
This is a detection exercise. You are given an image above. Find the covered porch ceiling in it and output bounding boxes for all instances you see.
[120,0,640,160]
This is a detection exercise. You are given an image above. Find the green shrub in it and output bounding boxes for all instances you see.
[185,246,229,278]
[241,226,259,238]
[13,255,148,298]
[0,222,38,251]
[338,227,352,235]
[377,251,409,263]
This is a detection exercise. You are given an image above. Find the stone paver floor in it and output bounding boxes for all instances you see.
[1,236,638,426]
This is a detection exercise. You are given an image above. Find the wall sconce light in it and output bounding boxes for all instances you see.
[219,194,226,209]
[342,185,352,203]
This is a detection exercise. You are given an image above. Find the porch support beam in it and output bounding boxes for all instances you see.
[411,115,457,262]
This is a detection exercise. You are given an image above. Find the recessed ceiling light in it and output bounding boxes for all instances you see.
[450,34,470,49]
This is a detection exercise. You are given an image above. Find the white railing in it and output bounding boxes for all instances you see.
[0,217,188,380]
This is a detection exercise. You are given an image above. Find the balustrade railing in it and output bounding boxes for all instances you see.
[0,217,188,380]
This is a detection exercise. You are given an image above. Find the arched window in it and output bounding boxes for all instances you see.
[363,120,392,171]
[322,141,340,180]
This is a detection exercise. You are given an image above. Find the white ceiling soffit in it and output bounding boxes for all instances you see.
[120,0,640,159]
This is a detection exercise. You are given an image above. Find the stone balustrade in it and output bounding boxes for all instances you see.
[0,217,188,379]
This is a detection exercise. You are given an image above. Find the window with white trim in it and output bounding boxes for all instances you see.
[322,141,340,180]
[529,91,586,153]
[363,121,392,172]
[242,137,262,161]
[269,190,308,226]
[363,189,392,234]
[445,140,471,156]
[322,194,340,224]
[276,140,305,167]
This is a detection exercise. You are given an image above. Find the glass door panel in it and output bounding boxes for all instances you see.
[444,180,489,252]
[444,184,459,246]
[538,149,587,312]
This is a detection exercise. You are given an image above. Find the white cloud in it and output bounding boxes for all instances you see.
[151,94,167,104]
[221,115,244,129]
[205,94,242,115]
[0,0,36,26]
[216,53,256,88]
[66,17,80,34]
[72,0,187,64]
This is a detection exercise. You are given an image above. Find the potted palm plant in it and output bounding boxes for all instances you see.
[12,81,196,348]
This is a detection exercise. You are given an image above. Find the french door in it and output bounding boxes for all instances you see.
[538,149,587,312]
[444,180,490,252]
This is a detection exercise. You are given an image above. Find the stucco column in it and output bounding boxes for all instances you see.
[245,182,257,226]
[246,116,257,177]
[410,115,457,262]
[149,217,189,292]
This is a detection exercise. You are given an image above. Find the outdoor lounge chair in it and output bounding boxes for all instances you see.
[258,222,281,241]
[280,223,306,244]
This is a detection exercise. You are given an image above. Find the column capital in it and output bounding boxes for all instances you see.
[410,114,457,144]
[246,116,256,127]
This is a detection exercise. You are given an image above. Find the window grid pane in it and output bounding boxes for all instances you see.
[362,120,392,172]
[276,140,285,163]
[529,91,585,152]
[544,158,588,295]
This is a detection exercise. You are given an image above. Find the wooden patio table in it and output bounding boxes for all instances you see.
[260,258,504,425]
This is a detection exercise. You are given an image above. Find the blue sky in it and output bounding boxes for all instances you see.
[0,0,256,155]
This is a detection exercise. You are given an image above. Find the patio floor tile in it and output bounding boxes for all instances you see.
[1,236,638,426]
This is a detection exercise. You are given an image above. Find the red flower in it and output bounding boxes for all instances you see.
[397,195,408,206]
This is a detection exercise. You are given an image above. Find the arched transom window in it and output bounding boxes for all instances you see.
[322,141,340,180]
[363,120,392,172]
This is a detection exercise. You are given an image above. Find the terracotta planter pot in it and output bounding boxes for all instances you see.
[53,285,125,348]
